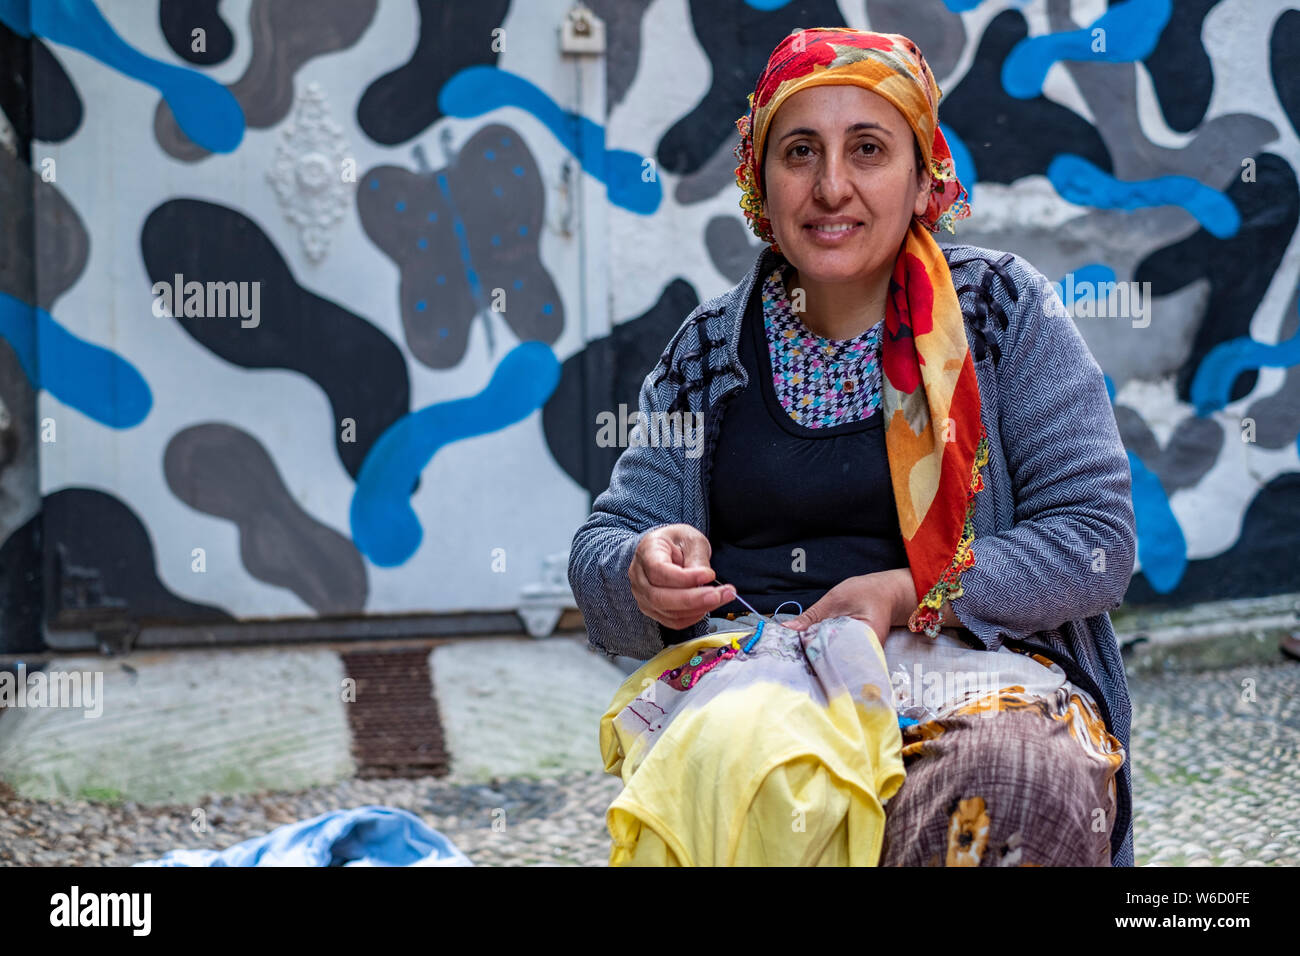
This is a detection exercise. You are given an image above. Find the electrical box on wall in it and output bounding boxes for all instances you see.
[560,2,605,55]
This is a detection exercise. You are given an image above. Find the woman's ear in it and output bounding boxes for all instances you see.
[913,177,931,218]
[912,148,931,217]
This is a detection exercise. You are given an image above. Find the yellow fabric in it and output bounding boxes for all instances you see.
[598,626,906,866]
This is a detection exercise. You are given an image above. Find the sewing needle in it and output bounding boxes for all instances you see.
[712,578,778,628]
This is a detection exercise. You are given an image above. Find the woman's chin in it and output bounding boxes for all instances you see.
[786,247,873,280]
[782,232,874,265]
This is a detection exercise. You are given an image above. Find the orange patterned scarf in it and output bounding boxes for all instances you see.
[732,27,984,638]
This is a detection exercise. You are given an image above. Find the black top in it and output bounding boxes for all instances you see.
[708,265,909,617]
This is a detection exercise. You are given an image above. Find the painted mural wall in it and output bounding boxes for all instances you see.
[0,0,1298,651]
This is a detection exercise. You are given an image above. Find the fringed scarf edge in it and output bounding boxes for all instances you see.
[906,424,991,639]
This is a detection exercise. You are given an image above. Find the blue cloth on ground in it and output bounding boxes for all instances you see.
[134,805,473,867]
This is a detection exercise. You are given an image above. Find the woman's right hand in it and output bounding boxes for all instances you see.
[628,524,737,630]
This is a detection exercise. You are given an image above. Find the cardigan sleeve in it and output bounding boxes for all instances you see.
[949,264,1137,649]
[567,367,684,661]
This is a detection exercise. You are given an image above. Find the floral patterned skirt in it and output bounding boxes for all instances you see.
[705,616,1127,867]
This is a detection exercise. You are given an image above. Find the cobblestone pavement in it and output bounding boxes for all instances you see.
[1127,657,1299,867]
[1,654,1297,867]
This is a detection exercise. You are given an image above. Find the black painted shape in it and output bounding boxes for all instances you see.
[1134,153,1299,405]
[656,0,845,177]
[941,9,1112,184]
[1124,471,1300,607]
[160,0,234,65]
[1142,0,1216,134]
[1,27,82,150]
[1,27,84,157]
[0,514,43,652]
[30,37,81,142]
[355,0,511,146]
[1272,9,1300,139]
[139,199,411,479]
[41,488,233,627]
[0,22,32,159]
[543,279,700,497]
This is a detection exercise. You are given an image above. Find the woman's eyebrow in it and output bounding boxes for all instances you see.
[777,122,893,141]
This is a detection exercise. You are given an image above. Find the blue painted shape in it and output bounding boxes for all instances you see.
[745,0,791,8]
[0,0,26,32]
[1047,155,1239,239]
[1002,0,1172,99]
[1107,376,1184,591]
[0,292,36,371]
[943,0,1033,8]
[439,66,660,215]
[0,291,151,428]
[1189,325,1300,415]
[1126,449,1185,593]
[0,0,243,153]
[939,122,976,202]
[351,342,561,567]
[1051,263,1117,306]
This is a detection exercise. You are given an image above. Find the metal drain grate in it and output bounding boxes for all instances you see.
[340,647,450,779]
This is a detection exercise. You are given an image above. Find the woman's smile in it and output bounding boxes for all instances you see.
[805,218,865,244]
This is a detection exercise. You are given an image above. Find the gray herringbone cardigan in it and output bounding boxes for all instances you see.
[568,243,1138,867]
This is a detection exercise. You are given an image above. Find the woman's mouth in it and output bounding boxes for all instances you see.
[804,222,863,243]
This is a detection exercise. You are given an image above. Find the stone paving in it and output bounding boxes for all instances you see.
[1,633,1297,866]
[1125,655,1299,866]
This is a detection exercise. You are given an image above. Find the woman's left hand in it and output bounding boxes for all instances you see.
[782,568,915,641]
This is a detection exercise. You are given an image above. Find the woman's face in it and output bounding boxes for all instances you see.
[761,85,930,284]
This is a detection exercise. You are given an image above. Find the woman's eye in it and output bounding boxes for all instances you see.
[858,143,878,156]
[790,144,812,158]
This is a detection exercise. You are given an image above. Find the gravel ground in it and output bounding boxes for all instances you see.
[0,771,623,867]
[1,655,1297,867]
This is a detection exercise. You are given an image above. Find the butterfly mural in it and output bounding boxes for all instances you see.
[357,123,564,370]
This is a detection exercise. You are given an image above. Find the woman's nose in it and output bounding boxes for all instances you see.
[814,150,851,204]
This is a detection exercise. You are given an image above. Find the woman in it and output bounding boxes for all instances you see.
[569,28,1136,866]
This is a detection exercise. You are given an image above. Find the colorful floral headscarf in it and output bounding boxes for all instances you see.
[732,27,985,639]
[733,28,971,249]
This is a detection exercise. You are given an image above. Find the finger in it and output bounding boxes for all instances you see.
[650,582,735,615]
[785,598,834,631]
[631,562,727,629]
[659,586,736,629]
[642,543,716,589]
[674,529,714,570]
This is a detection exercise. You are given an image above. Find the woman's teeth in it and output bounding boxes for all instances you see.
[810,223,858,232]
